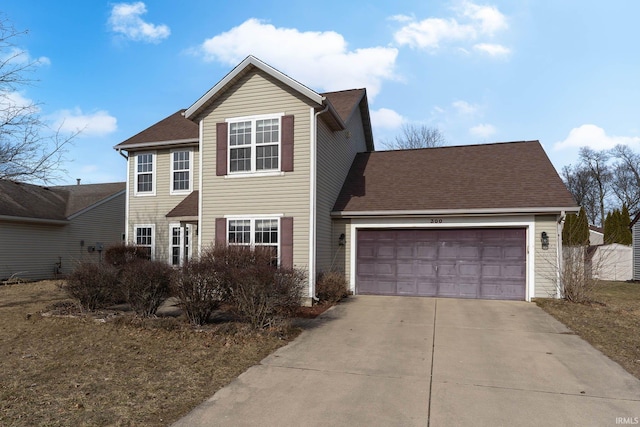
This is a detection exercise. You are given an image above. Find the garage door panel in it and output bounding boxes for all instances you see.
[397,281,417,295]
[357,228,526,300]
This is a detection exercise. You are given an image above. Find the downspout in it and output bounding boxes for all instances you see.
[117,148,130,243]
[556,210,566,298]
[309,103,329,302]
[117,148,128,160]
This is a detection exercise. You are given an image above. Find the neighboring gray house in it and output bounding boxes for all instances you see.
[115,55,578,303]
[0,180,125,281]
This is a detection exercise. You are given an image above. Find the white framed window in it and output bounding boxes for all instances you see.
[170,149,192,194]
[135,152,156,196]
[227,113,283,174]
[169,224,192,266]
[227,217,280,264]
[134,224,155,259]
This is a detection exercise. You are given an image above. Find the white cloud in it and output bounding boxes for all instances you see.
[554,124,640,151]
[457,1,508,34]
[473,43,510,56]
[193,19,398,99]
[470,123,497,138]
[371,108,404,130]
[50,109,117,137]
[393,1,509,56]
[452,100,478,115]
[108,2,170,43]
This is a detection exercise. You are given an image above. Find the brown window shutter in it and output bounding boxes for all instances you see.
[216,122,228,176]
[281,115,294,172]
[215,218,227,246]
[281,217,293,268]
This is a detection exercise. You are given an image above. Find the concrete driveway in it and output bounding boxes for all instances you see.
[172,296,640,426]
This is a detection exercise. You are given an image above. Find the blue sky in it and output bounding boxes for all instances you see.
[3,1,640,184]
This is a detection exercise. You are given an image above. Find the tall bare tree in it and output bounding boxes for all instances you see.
[383,124,445,150]
[0,17,74,183]
[561,163,599,225]
[578,147,612,227]
[610,144,640,216]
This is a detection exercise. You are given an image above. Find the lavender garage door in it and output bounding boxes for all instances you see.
[356,228,526,300]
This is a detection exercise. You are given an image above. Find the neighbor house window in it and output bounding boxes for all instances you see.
[170,149,192,194]
[134,225,154,259]
[227,114,282,174]
[227,217,279,263]
[170,224,191,266]
[135,152,155,195]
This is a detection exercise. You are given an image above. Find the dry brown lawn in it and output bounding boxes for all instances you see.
[536,281,640,380]
[0,280,300,426]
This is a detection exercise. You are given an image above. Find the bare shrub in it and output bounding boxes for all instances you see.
[104,244,150,269]
[119,260,173,317]
[64,261,118,311]
[316,271,348,303]
[172,259,225,326]
[231,264,305,329]
[561,246,597,303]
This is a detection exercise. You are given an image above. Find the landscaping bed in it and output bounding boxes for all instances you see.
[0,280,304,426]
[536,281,640,380]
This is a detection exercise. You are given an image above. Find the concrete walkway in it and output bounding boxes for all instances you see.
[172,296,640,427]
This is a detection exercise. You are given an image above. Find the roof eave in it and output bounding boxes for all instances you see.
[331,206,580,218]
[113,138,199,151]
[185,56,324,120]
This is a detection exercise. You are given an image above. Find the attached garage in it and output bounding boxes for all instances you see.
[331,142,580,302]
[356,228,526,300]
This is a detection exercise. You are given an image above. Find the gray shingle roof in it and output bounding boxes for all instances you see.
[0,180,125,221]
[333,141,577,214]
[115,110,198,149]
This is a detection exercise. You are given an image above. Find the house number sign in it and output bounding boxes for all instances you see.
[430,218,443,223]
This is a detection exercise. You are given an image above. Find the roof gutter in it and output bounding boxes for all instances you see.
[116,148,128,160]
[114,138,199,152]
[0,215,68,225]
[331,206,581,218]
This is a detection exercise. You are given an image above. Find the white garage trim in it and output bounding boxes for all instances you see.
[349,215,536,302]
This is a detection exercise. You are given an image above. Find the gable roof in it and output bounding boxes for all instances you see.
[323,89,374,151]
[333,141,578,216]
[0,180,125,223]
[115,109,198,150]
[185,56,325,120]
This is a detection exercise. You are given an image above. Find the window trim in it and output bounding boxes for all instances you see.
[225,215,282,265]
[134,224,155,260]
[226,113,284,175]
[134,151,156,196]
[170,148,193,195]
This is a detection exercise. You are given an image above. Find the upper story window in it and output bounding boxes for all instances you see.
[171,149,192,194]
[227,113,283,174]
[135,152,155,196]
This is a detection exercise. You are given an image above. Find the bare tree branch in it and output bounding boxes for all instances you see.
[0,16,74,183]
[382,124,446,150]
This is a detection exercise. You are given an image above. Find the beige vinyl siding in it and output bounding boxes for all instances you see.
[331,219,351,278]
[127,146,199,261]
[534,214,561,298]
[0,194,124,281]
[316,110,368,274]
[198,69,316,277]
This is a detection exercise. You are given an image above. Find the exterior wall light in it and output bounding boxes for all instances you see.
[541,231,549,250]
[338,233,346,246]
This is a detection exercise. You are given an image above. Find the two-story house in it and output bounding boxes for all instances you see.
[115,56,578,304]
